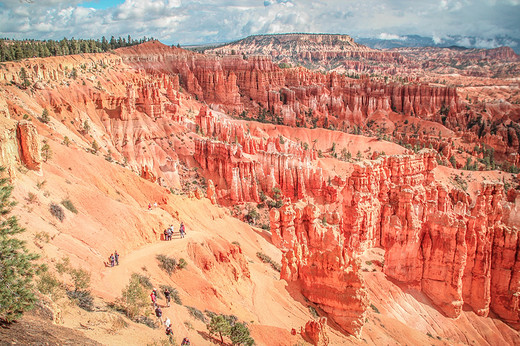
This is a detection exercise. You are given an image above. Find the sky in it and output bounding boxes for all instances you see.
[0,0,519,49]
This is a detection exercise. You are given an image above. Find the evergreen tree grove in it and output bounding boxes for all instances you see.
[0,166,39,322]
[0,36,155,62]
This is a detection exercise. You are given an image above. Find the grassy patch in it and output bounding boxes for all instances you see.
[186,306,207,323]
[256,252,281,272]
[61,199,78,214]
[370,303,380,314]
[308,306,319,318]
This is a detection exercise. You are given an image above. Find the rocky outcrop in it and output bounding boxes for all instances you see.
[119,42,459,131]
[271,202,369,337]
[302,317,329,346]
[340,150,519,323]
[207,33,403,65]
[16,121,42,172]
[0,117,19,178]
[187,238,250,283]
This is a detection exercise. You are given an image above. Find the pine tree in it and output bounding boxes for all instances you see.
[207,314,231,344]
[230,322,254,346]
[19,67,30,89]
[0,166,39,322]
[40,109,50,124]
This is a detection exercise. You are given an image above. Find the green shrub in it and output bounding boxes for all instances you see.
[156,254,177,275]
[177,258,187,270]
[61,199,78,214]
[308,305,319,318]
[186,306,207,323]
[37,272,63,299]
[69,268,90,292]
[133,273,153,289]
[34,231,50,243]
[67,290,94,311]
[50,203,65,222]
[256,252,281,272]
[55,257,71,274]
[116,273,150,320]
[135,316,158,329]
[370,303,380,314]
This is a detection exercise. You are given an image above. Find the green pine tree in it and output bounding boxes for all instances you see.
[207,314,231,344]
[19,67,31,89]
[230,322,254,345]
[0,166,39,322]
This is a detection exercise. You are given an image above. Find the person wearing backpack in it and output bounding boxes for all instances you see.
[155,306,163,324]
[151,289,157,307]
[109,253,115,267]
[181,337,190,345]
[179,222,185,238]
[164,288,171,307]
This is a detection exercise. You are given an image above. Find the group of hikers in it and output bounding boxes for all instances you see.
[108,250,119,267]
[164,222,186,240]
[151,288,190,345]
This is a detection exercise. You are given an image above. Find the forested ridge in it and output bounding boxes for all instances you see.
[0,36,155,62]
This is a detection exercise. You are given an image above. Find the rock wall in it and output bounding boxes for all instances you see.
[118,42,459,130]
[194,105,334,204]
[302,317,330,346]
[341,150,519,324]
[16,121,42,172]
[271,202,369,337]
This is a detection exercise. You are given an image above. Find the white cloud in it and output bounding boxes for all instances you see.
[379,33,405,40]
[0,0,518,49]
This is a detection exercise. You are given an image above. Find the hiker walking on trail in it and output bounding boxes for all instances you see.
[181,337,190,345]
[164,288,171,307]
[167,226,173,241]
[165,325,174,344]
[155,306,163,324]
[109,253,115,267]
[114,251,119,266]
[164,316,171,327]
[179,222,185,238]
[151,289,158,307]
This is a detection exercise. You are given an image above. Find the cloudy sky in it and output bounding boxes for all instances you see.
[0,0,519,48]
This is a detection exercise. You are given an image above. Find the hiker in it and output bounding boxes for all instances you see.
[179,222,185,238]
[109,253,115,267]
[163,228,168,241]
[114,251,119,266]
[148,203,152,211]
[155,306,163,324]
[164,288,171,307]
[181,337,190,346]
[151,289,157,307]
[164,316,171,327]
[165,325,174,344]
[154,202,158,208]
[167,226,173,241]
